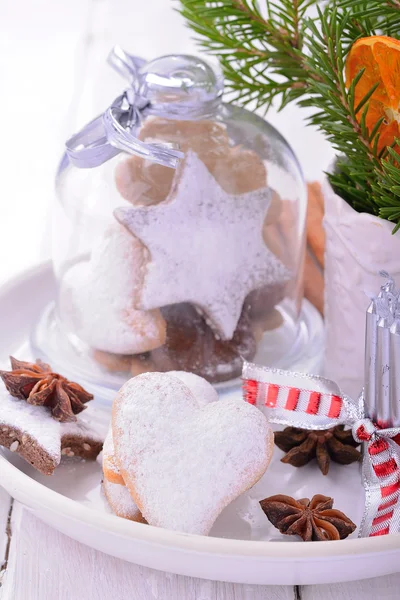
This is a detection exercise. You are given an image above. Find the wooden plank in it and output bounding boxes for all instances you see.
[1,508,295,600]
[301,575,400,600]
[0,488,12,576]
[0,501,20,599]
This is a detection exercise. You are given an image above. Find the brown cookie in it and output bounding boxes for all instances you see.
[245,281,286,322]
[0,389,104,475]
[61,427,103,461]
[211,146,267,194]
[115,118,230,206]
[149,303,256,383]
[0,421,59,475]
[92,350,133,373]
[115,159,175,206]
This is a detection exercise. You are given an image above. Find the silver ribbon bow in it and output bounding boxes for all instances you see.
[65,46,184,169]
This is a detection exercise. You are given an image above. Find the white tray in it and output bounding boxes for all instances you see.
[1,263,400,586]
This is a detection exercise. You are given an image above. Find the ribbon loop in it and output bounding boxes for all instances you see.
[107,45,146,83]
[352,419,377,443]
[65,47,185,169]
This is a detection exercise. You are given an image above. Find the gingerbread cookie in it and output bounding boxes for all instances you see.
[112,372,273,535]
[211,146,267,195]
[150,303,257,383]
[60,409,104,460]
[93,300,275,383]
[115,118,231,206]
[0,390,61,474]
[137,118,230,162]
[115,118,272,205]
[0,389,104,475]
[92,350,133,374]
[59,223,166,355]
[115,159,175,207]
[0,357,104,474]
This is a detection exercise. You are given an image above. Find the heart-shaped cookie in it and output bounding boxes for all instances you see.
[112,372,273,535]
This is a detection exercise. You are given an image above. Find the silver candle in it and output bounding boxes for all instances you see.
[364,297,378,421]
[390,314,400,426]
[372,273,397,426]
[376,307,393,426]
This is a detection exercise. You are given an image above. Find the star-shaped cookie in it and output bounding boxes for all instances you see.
[115,151,290,340]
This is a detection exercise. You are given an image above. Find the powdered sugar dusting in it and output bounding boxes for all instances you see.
[103,429,116,465]
[113,372,273,535]
[104,371,217,483]
[61,403,107,443]
[167,371,218,406]
[59,223,166,354]
[103,428,122,481]
[103,479,142,521]
[0,388,61,461]
[115,151,290,340]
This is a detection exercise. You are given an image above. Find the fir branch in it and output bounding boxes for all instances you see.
[374,145,400,232]
[297,8,382,214]
[179,0,400,231]
[179,0,318,109]
[339,0,400,38]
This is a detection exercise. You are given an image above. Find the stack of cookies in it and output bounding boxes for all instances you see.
[102,370,274,535]
[60,116,291,385]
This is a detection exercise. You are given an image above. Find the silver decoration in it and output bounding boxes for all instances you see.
[365,272,400,426]
[364,298,378,421]
[64,46,229,169]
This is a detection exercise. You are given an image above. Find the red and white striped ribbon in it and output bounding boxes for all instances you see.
[242,361,400,538]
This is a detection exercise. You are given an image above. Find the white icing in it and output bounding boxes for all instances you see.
[113,372,273,535]
[104,371,217,480]
[115,151,290,340]
[59,223,166,354]
[0,388,61,462]
[167,371,218,406]
[61,403,106,443]
[103,478,142,521]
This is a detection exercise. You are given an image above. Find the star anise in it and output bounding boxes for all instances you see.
[274,425,361,475]
[0,357,93,422]
[260,494,356,541]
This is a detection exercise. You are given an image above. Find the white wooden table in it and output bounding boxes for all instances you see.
[0,0,399,598]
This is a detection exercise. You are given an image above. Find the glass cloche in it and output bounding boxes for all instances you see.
[32,47,323,400]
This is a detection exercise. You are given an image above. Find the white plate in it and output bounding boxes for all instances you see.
[1,263,400,586]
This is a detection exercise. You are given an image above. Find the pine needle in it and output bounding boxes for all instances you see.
[178,0,400,232]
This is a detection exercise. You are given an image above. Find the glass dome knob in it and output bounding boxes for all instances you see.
[138,55,224,115]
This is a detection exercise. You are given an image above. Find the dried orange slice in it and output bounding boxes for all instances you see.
[345,36,400,153]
